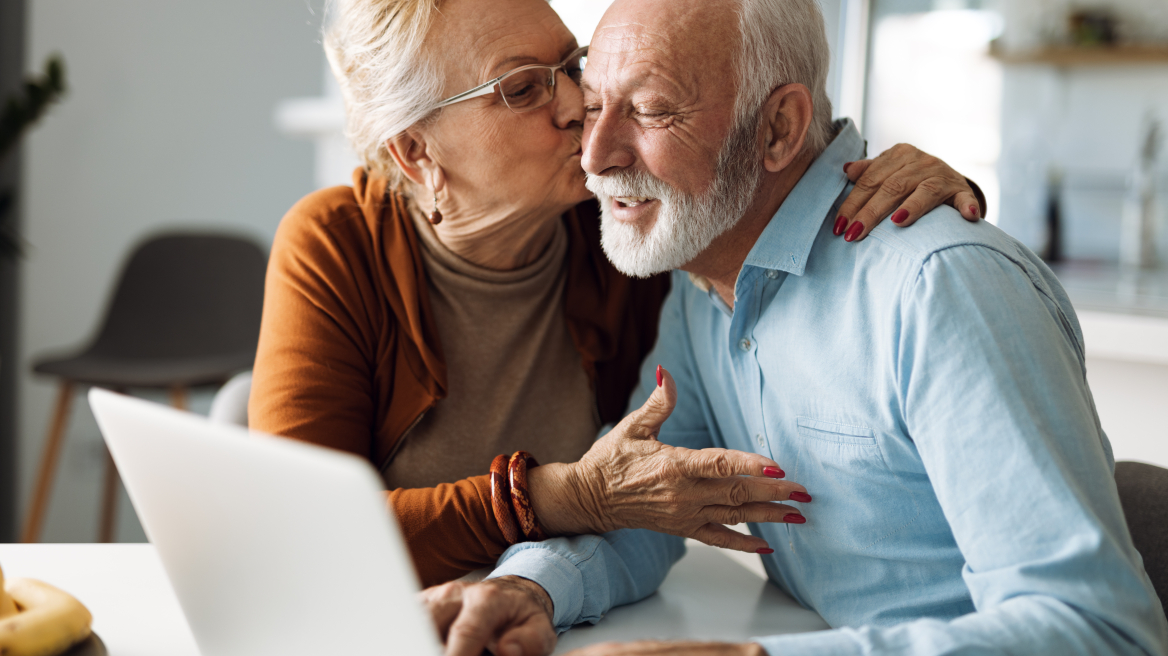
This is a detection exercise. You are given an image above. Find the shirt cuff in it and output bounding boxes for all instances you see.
[487,545,584,632]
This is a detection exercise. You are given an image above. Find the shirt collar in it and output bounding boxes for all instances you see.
[743,118,866,276]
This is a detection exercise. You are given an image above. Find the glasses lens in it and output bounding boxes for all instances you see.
[499,68,554,112]
[564,51,587,84]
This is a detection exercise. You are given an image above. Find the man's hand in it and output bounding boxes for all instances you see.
[834,143,983,242]
[422,576,556,656]
[529,367,810,554]
[563,640,766,656]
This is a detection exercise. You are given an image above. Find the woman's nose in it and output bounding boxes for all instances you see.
[551,70,585,130]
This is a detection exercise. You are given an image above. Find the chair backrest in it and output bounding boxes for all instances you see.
[1115,460,1168,614]
[87,233,267,360]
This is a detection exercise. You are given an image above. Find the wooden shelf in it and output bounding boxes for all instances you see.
[991,44,1168,66]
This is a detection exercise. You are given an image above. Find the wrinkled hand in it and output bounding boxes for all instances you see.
[422,575,556,656]
[834,143,982,242]
[530,367,809,554]
[562,640,765,656]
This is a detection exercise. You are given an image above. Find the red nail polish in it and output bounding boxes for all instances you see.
[842,162,853,174]
[656,365,663,387]
[762,466,785,479]
[891,209,909,224]
[789,491,812,503]
[756,548,775,555]
[833,216,847,236]
[784,514,806,524]
[969,204,979,218]
[844,221,863,242]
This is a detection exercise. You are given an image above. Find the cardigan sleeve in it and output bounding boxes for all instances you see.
[250,189,512,587]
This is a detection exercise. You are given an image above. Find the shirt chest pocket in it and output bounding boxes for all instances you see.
[790,417,921,552]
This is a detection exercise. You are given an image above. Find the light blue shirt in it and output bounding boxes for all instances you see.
[489,120,1168,655]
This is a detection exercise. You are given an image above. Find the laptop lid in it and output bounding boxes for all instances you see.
[88,388,442,656]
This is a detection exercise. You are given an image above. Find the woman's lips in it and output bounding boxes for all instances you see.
[609,196,659,222]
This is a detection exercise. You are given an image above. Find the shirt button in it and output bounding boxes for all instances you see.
[765,269,779,279]
[739,337,752,351]
[756,434,765,447]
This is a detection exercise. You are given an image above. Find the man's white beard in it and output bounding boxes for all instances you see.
[587,115,764,278]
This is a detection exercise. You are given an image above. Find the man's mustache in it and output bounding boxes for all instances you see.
[585,170,675,201]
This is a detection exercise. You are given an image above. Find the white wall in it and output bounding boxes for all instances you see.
[1087,358,1168,468]
[19,0,324,542]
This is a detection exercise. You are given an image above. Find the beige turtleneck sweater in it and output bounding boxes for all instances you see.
[380,214,601,488]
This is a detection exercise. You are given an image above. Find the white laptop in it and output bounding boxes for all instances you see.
[88,388,443,656]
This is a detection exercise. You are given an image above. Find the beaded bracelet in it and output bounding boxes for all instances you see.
[508,451,550,541]
[489,454,522,545]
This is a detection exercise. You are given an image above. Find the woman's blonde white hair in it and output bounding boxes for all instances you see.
[324,0,445,192]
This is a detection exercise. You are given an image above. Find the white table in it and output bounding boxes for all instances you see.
[0,542,829,655]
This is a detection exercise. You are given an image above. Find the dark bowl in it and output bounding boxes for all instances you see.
[62,632,107,656]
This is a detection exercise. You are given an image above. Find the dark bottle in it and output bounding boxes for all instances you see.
[1042,168,1062,263]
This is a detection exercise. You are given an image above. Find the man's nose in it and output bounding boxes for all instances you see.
[581,109,635,176]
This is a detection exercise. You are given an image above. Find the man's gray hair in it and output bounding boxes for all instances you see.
[735,0,834,157]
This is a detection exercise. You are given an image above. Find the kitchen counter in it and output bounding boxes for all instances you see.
[1053,263,1168,365]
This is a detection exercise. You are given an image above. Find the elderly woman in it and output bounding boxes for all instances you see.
[250,0,986,588]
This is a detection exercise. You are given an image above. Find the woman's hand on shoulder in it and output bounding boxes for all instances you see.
[528,367,810,554]
[834,143,983,243]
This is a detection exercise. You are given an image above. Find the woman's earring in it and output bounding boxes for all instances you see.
[428,189,443,225]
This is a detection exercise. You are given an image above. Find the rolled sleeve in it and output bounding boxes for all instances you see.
[488,531,685,632]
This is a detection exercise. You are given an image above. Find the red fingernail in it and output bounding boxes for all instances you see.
[969,204,979,218]
[844,221,863,242]
[784,514,806,524]
[833,216,847,236]
[891,208,909,224]
[842,162,853,174]
[789,491,812,503]
[762,466,785,479]
[756,548,775,554]
[656,365,663,387]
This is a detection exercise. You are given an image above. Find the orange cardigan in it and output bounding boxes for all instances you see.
[250,169,670,586]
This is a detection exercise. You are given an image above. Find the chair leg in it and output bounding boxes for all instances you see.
[98,447,120,543]
[170,385,188,411]
[21,380,75,543]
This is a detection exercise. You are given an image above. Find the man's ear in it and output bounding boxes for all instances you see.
[386,130,445,191]
[760,84,813,173]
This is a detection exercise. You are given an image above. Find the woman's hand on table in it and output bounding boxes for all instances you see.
[422,575,555,656]
[528,367,809,554]
[563,640,766,656]
[834,143,983,242]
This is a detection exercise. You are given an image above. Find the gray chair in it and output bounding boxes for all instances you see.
[208,370,252,427]
[23,232,266,543]
[1115,460,1168,614]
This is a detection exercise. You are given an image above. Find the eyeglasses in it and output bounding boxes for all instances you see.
[434,45,588,114]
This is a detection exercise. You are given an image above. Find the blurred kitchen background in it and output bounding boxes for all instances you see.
[0,0,1165,543]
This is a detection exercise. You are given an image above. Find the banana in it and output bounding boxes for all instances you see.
[0,565,18,619]
[0,567,93,656]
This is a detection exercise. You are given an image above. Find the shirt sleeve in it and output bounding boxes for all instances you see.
[250,201,512,587]
[755,245,1168,655]
[490,271,715,630]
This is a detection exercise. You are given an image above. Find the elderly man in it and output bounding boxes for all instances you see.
[427,0,1168,654]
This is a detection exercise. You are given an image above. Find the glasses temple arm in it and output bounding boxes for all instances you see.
[434,80,499,109]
